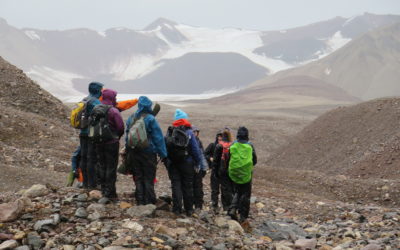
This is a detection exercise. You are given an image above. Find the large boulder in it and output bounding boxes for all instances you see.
[0,199,25,222]
[126,204,156,217]
[257,220,307,241]
[22,184,49,198]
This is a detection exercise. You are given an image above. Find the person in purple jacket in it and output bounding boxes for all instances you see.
[96,89,125,200]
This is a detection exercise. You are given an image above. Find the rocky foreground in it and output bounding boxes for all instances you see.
[0,183,399,250]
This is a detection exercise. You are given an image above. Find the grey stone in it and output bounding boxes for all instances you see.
[204,240,214,250]
[98,237,111,247]
[211,243,227,250]
[257,220,307,241]
[250,196,257,204]
[360,243,382,250]
[294,238,317,250]
[98,197,111,204]
[23,184,49,198]
[75,193,88,202]
[87,203,106,213]
[382,212,397,220]
[33,219,55,232]
[14,246,30,250]
[27,232,44,250]
[74,208,88,218]
[0,240,18,250]
[88,211,102,221]
[176,218,193,226]
[51,214,60,225]
[76,245,85,250]
[126,204,156,217]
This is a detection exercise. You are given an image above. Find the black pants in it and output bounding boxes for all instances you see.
[167,160,195,214]
[96,142,119,198]
[211,167,233,210]
[210,168,220,208]
[193,171,204,209]
[230,180,252,220]
[79,136,97,188]
[127,150,157,205]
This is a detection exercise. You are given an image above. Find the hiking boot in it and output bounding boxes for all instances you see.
[228,208,238,221]
[186,210,194,217]
[212,206,220,214]
[194,208,202,215]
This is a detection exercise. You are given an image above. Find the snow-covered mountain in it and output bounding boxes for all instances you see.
[0,13,399,100]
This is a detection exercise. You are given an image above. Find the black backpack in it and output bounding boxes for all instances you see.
[166,126,190,163]
[88,104,117,143]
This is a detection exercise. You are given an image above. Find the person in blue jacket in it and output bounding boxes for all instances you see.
[80,81,103,189]
[192,126,208,213]
[166,109,206,216]
[125,96,167,205]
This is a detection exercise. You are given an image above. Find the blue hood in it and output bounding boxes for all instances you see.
[88,82,104,98]
[135,96,153,118]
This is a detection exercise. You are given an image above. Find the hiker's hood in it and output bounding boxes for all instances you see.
[174,109,188,121]
[173,119,192,128]
[135,96,153,118]
[237,126,249,141]
[192,125,200,132]
[101,89,117,107]
[88,82,104,98]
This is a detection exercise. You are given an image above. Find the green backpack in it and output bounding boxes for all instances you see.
[228,142,253,184]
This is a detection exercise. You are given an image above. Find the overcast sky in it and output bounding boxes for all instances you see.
[0,0,399,31]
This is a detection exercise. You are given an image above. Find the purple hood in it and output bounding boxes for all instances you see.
[101,89,117,107]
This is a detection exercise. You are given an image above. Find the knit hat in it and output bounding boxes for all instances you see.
[174,109,188,120]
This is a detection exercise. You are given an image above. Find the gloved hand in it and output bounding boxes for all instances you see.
[195,167,200,174]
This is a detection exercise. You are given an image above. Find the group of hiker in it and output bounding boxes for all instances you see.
[70,82,257,223]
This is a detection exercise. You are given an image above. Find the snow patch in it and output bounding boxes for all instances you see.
[279,30,287,34]
[326,31,351,51]
[63,89,239,103]
[324,68,331,75]
[109,55,164,81]
[24,30,41,40]
[343,14,361,27]
[26,66,85,100]
[97,31,106,37]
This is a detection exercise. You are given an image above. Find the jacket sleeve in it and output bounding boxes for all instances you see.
[116,99,138,112]
[124,115,133,146]
[251,144,257,166]
[204,143,214,162]
[109,108,124,138]
[212,144,222,169]
[148,116,167,158]
[188,130,202,165]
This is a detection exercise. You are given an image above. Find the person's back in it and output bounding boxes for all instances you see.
[79,81,103,189]
[95,89,124,200]
[166,109,205,216]
[125,96,167,205]
[227,126,257,223]
[212,128,234,211]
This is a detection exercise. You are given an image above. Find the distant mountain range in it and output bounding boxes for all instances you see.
[249,22,400,100]
[0,13,399,99]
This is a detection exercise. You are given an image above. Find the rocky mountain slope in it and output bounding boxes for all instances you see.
[251,22,400,100]
[0,56,75,184]
[266,98,400,205]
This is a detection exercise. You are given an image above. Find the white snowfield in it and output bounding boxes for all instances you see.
[25,20,355,101]
[24,30,41,40]
[63,89,239,104]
